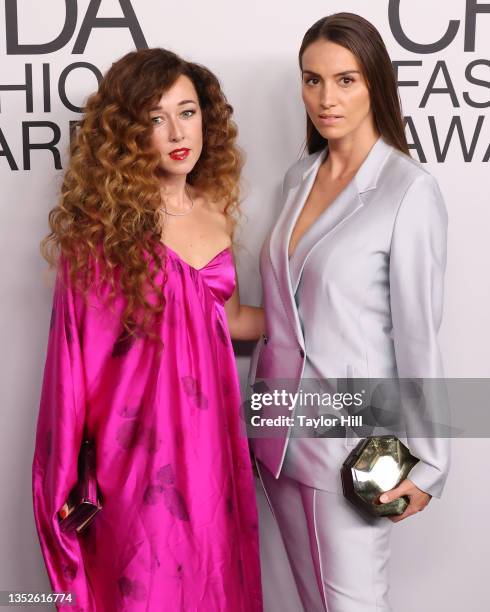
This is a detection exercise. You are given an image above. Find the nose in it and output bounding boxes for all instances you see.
[319,83,337,110]
[168,116,184,143]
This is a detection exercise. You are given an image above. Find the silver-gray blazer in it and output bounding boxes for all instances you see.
[249,136,450,498]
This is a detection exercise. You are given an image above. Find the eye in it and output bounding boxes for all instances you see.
[303,77,320,86]
[339,77,354,86]
[181,109,196,118]
[151,116,164,125]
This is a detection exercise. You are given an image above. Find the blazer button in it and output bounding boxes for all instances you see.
[262,334,268,344]
[299,348,305,358]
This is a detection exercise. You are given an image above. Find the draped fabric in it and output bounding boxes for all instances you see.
[32,246,262,611]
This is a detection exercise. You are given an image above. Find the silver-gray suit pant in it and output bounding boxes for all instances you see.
[257,460,393,612]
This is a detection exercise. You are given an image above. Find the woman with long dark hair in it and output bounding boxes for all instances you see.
[33,48,263,611]
[250,13,449,611]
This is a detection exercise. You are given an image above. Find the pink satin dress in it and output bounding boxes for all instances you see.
[32,245,262,611]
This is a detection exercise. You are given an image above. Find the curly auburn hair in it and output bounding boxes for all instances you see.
[41,47,243,343]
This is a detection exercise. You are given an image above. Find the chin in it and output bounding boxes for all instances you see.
[160,162,197,177]
[315,126,351,142]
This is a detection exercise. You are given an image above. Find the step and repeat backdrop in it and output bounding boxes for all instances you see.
[1,1,489,611]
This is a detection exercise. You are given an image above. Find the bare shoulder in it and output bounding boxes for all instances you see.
[195,189,235,238]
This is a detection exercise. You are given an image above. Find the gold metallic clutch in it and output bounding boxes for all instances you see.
[341,436,419,517]
[57,440,102,534]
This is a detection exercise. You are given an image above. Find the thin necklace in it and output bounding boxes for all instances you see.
[162,186,194,217]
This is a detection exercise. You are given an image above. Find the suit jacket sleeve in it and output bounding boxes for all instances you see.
[389,172,450,498]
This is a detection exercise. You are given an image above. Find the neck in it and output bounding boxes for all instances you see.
[324,123,380,181]
[158,174,190,211]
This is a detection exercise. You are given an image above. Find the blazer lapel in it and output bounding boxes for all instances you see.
[289,179,362,293]
[268,150,325,348]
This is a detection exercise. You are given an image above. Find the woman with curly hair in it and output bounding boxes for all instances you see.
[32,48,263,611]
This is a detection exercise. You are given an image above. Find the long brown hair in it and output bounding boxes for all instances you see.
[41,48,242,342]
[299,12,409,156]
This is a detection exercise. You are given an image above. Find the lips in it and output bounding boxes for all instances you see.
[169,148,190,161]
[318,115,343,125]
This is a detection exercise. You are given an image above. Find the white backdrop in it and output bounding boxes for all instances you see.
[1,1,489,610]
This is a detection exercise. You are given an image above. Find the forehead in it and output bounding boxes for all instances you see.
[301,40,360,75]
[155,74,199,107]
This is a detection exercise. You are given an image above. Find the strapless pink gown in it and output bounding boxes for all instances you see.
[32,245,262,611]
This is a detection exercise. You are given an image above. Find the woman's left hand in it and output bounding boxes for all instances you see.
[379,478,432,523]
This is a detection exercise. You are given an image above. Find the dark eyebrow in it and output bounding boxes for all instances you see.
[301,69,360,78]
[334,70,360,77]
[149,99,197,112]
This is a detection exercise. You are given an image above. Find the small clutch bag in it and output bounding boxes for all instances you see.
[341,435,419,517]
[57,439,102,534]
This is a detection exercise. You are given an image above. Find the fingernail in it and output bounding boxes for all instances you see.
[380,494,389,503]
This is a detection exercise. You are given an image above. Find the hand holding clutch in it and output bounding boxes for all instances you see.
[341,436,419,518]
[379,478,432,523]
[57,439,102,534]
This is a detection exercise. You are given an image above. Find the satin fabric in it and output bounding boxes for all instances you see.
[32,245,262,612]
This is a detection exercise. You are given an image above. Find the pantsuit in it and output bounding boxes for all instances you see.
[249,137,450,611]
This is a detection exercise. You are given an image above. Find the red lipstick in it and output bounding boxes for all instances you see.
[169,148,190,161]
